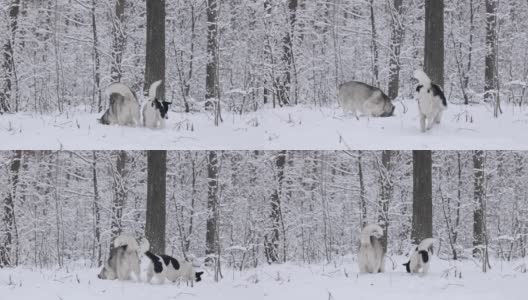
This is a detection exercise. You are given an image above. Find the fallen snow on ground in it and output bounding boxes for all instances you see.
[0,256,526,300]
[1,101,528,150]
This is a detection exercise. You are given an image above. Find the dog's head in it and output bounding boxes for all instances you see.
[98,261,117,280]
[195,271,204,282]
[153,99,172,119]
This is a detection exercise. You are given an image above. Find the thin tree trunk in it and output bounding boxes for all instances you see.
[0,0,21,113]
[369,0,379,87]
[473,150,485,258]
[0,150,22,267]
[485,0,501,117]
[110,151,127,247]
[265,151,286,264]
[412,151,433,244]
[92,151,101,266]
[145,151,167,254]
[358,151,367,228]
[276,0,297,106]
[111,0,127,82]
[387,0,404,100]
[205,151,219,257]
[378,150,393,252]
[91,0,102,113]
[205,0,219,113]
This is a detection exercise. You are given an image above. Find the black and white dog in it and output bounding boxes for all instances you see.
[403,238,435,274]
[142,80,171,129]
[413,70,447,132]
[99,83,141,126]
[144,251,204,286]
[98,235,148,281]
[358,224,385,274]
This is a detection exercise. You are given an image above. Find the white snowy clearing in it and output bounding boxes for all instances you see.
[0,256,526,300]
[1,101,527,150]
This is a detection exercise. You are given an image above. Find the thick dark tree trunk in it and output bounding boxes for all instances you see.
[358,151,367,228]
[0,0,21,113]
[91,0,102,112]
[412,150,433,245]
[387,0,403,100]
[145,0,165,99]
[424,0,444,87]
[0,150,22,267]
[145,151,167,254]
[111,0,127,82]
[205,151,219,256]
[92,151,102,266]
[473,150,485,257]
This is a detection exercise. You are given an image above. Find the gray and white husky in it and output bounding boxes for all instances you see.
[99,83,141,126]
[413,70,447,132]
[97,235,148,281]
[142,80,171,129]
[403,238,435,274]
[338,81,395,119]
[358,224,385,274]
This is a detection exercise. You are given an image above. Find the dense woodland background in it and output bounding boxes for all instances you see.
[0,150,526,272]
[0,0,521,116]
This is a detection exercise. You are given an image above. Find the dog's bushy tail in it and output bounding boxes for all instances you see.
[413,70,432,86]
[360,224,383,245]
[113,235,140,252]
[106,83,137,102]
[418,238,435,254]
[148,80,163,100]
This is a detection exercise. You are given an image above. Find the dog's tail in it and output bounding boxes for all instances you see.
[139,238,150,254]
[418,238,435,254]
[413,70,432,86]
[360,224,384,245]
[113,235,140,252]
[106,83,137,102]
[148,80,163,100]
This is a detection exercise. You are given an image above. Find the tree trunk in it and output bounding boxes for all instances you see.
[424,0,444,87]
[473,150,485,257]
[205,0,219,114]
[378,150,393,252]
[145,0,165,99]
[369,0,379,87]
[0,0,21,113]
[485,0,500,117]
[0,150,22,267]
[265,151,286,264]
[111,0,127,82]
[205,151,219,257]
[411,151,433,244]
[358,151,367,228]
[387,0,404,100]
[92,151,102,266]
[145,151,167,254]
[91,0,102,112]
[276,0,297,106]
[110,151,127,247]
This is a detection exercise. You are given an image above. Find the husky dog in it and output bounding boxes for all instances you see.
[358,224,385,274]
[99,83,141,126]
[97,235,148,281]
[338,81,395,119]
[403,238,435,274]
[144,251,204,286]
[413,70,447,132]
[142,80,171,129]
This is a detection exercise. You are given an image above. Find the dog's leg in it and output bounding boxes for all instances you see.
[420,114,427,132]
[422,262,430,274]
[434,110,443,124]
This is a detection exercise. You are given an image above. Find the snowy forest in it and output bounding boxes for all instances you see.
[0,150,527,270]
[0,0,523,114]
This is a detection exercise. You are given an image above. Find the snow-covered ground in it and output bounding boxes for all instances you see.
[1,101,528,150]
[0,256,526,300]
